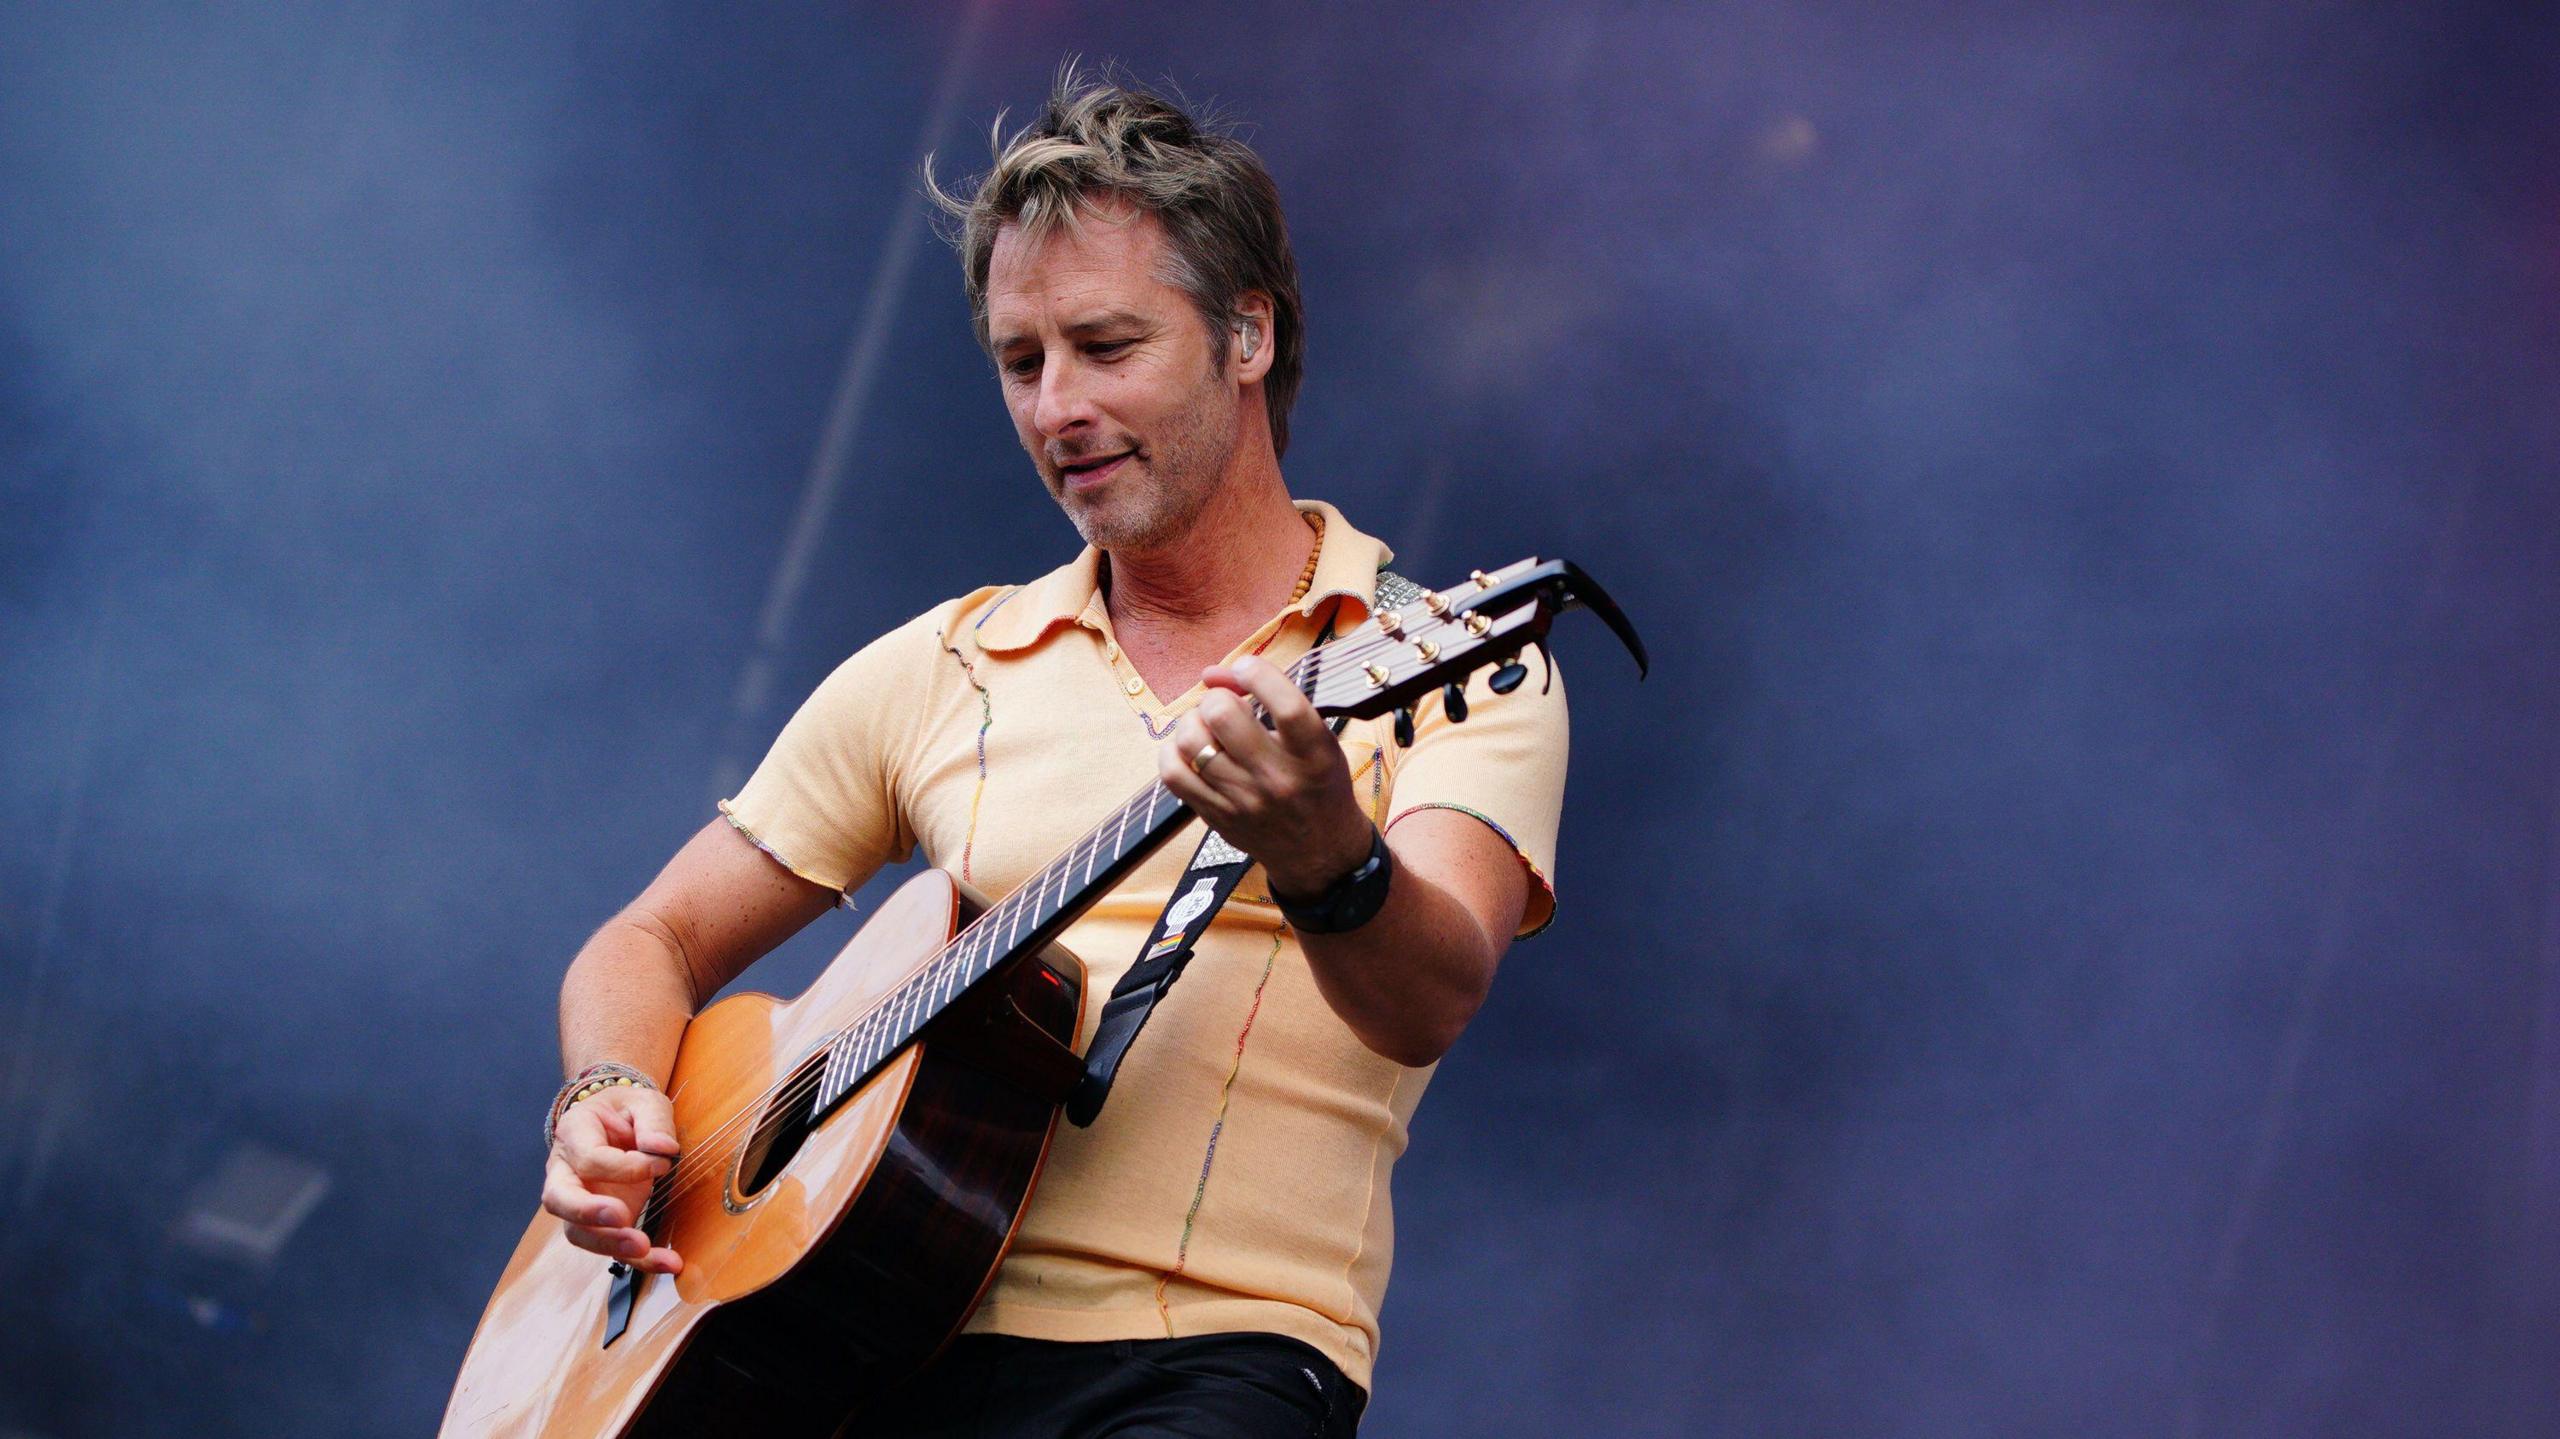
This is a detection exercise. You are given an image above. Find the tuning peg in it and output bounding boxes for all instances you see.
[1442,682,1470,723]
[1488,661,1529,695]
[1393,706,1416,748]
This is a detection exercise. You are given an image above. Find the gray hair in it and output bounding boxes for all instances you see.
[927,66,1306,457]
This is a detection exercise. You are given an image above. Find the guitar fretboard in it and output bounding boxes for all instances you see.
[788,560,1527,1125]
[807,776,1194,1116]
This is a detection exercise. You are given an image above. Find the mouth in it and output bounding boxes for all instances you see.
[1056,450,1135,492]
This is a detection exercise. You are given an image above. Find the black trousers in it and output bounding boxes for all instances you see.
[857,1332,1367,1437]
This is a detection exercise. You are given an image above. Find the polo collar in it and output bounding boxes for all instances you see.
[973,499,1394,654]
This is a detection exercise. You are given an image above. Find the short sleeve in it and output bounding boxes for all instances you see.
[1383,645,1570,937]
[718,605,948,896]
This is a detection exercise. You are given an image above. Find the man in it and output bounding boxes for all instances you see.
[537,72,1567,1436]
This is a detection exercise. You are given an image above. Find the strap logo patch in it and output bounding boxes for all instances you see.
[1163,876,1220,934]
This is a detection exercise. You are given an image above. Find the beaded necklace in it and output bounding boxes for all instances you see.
[1285,508,1326,606]
[1245,509,1329,662]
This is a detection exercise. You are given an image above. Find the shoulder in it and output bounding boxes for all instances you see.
[787,593,994,723]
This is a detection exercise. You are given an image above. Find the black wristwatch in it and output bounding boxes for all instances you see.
[1272,826,1394,934]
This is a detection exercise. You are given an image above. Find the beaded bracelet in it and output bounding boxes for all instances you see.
[544,1062,660,1150]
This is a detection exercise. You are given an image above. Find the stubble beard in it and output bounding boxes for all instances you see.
[1047,366,1239,555]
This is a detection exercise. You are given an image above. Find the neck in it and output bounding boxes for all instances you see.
[1104,458,1311,635]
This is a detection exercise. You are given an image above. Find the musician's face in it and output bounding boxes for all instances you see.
[985,202,1240,553]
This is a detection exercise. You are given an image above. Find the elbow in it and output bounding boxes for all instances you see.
[1361,1026,1462,1070]
[595,906,717,1012]
[1354,979,1491,1070]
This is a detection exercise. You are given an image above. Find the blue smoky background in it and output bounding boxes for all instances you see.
[3,4,2555,1435]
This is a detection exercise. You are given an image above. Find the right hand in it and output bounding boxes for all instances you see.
[541,1084,685,1275]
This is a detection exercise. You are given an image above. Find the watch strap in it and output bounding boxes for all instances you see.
[1272,825,1393,935]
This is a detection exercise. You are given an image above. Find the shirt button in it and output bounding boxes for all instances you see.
[1123,676,1145,696]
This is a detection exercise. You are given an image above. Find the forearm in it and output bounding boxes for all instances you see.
[557,914,701,1085]
[1159,659,1533,1070]
[555,817,840,1084]
[1294,848,1504,1068]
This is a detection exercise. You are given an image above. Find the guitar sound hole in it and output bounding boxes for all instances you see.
[734,1054,826,1202]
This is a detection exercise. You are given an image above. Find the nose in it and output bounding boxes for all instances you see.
[1031,351,1097,441]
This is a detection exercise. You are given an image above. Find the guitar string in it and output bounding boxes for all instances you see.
[622,594,1506,1229]
[630,784,1170,1226]
[623,593,1513,1229]
[628,767,1185,1225]
[624,652,1505,1228]
[612,585,1517,1229]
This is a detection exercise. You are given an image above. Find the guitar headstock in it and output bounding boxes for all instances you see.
[1303,557,1649,723]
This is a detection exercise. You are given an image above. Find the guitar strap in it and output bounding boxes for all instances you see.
[1067,569,1424,1127]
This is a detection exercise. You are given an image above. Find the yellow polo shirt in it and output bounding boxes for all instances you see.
[719,500,1568,1389]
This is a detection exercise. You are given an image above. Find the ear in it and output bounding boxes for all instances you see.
[1230,291,1277,386]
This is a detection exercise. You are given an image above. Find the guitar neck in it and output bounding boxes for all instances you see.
[797,551,1598,1122]
[803,622,1347,1118]
[806,775,1191,1115]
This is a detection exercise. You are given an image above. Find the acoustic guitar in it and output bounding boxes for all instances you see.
[438,558,1644,1437]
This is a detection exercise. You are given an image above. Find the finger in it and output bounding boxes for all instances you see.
[544,1159,641,1231]
[1158,737,1232,824]
[562,1222,652,1262]
[1213,656,1328,747]
[553,1096,622,1155]
[1194,689,1282,771]
[583,1090,679,1161]
[571,1142,674,1186]
[566,1086,681,1163]
[558,1100,677,1182]
[624,1090,681,1159]
[587,1094,640,1150]
[540,1155,602,1223]
[1163,711,1250,814]
[1166,709,1212,767]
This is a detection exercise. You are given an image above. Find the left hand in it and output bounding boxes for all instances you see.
[1158,655,1375,899]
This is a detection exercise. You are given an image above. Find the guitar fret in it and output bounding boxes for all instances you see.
[1110,793,1137,859]
[819,1031,845,1112]
[972,908,1000,985]
[847,1012,875,1092]
[1001,894,1031,966]
[844,1019,875,1095]
[846,1016,870,1095]
[797,629,1358,1129]
[1046,843,1076,911]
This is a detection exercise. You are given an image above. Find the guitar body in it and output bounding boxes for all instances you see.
[440,868,1087,1438]
[438,553,1642,1436]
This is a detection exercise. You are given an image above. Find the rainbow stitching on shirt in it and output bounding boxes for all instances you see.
[943,640,995,885]
[1388,801,1557,936]
[1154,921,1285,1334]
[971,585,1019,632]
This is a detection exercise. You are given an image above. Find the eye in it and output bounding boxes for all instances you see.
[1087,339,1133,359]
[1002,352,1041,380]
